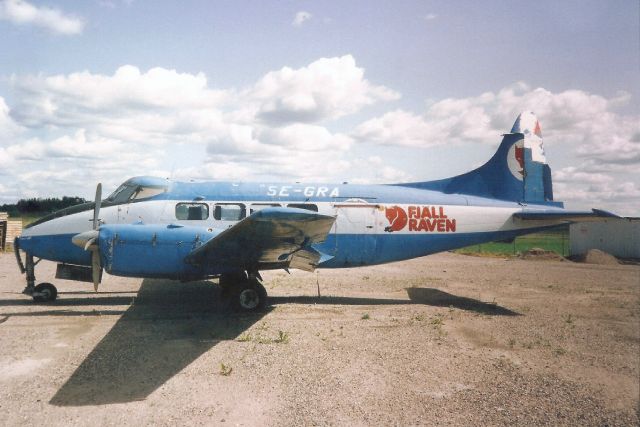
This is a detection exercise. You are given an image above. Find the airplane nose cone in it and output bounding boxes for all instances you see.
[72,230,99,250]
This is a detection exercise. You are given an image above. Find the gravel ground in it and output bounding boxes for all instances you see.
[0,251,638,426]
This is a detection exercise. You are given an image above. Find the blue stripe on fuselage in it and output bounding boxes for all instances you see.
[17,225,557,278]
[316,225,559,268]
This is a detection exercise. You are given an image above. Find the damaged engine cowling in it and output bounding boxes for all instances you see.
[96,224,219,280]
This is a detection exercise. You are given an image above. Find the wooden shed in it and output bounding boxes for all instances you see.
[0,212,23,251]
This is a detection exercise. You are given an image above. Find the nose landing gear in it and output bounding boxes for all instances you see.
[32,283,58,302]
[16,248,58,303]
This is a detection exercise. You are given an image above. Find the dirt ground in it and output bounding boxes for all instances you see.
[0,251,638,426]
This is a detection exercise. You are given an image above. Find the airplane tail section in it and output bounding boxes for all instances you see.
[397,112,560,206]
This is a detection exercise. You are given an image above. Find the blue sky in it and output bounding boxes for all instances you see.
[0,0,638,214]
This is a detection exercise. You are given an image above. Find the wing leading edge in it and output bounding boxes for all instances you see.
[185,207,336,272]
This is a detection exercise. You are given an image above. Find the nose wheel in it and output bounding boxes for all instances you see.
[32,283,58,303]
[16,250,58,303]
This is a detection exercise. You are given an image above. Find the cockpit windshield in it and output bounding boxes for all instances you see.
[106,178,168,204]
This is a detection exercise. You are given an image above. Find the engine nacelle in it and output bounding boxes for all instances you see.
[97,224,218,280]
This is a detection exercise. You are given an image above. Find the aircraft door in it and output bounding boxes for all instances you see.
[334,204,378,265]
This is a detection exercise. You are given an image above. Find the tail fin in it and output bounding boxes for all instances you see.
[397,112,560,206]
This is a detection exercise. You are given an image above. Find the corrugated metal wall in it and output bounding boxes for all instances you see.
[570,219,639,259]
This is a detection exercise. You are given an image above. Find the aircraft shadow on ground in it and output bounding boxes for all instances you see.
[271,288,518,316]
[49,279,270,407]
[406,287,520,316]
[7,280,516,406]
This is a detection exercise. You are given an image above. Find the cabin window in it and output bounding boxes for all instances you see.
[214,203,246,221]
[249,203,281,214]
[107,183,137,204]
[175,203,209,220]
[287,203,318,212]
[107,183,167,203]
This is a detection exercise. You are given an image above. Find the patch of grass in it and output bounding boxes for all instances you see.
[219,363,233,376]
[238,330,289,344]
[274,330,290,344]
[508,338,516,348]
[430,314,447,340]
[455,228,570,256]
[564,314,574,324]
[361,313,370,320]
[430,314,444,327]
[413,314,425,322]
[552,347,567,357]
[256,336,273,344]
[236,333,252,342]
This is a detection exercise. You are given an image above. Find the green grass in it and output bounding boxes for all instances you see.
[455,229,570,257]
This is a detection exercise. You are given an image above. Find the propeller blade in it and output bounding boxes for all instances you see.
[91,250,101,292]
[93,183,102,230]
[84,237,97,251]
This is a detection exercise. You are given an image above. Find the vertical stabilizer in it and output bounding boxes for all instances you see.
[395,112,559,205]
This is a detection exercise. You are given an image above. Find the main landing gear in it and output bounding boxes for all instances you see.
[19,252,58,303]
[219,271,267,312]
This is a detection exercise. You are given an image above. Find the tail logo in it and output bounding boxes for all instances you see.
[507,139,525,181]
[384,206,408,232]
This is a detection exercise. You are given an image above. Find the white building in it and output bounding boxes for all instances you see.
[570,218,640,259]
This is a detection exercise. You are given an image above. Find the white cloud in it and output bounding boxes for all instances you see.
[11,65,227,127]
[250,55,399,124]
[292,11,311,27]
[553,167,640,216]
[0,96,23,140]
[2,56,400,199]
[353,82,639,163]
[0,0,84,35]
[349,156,412,184]
[425,13,437,20]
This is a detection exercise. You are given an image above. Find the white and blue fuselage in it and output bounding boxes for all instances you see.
[18,177,564,277]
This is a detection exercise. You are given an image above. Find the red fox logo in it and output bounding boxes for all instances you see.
[515,146,525,174]
[384,206,408,232]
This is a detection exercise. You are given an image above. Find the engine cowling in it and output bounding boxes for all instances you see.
[97,224,218,280]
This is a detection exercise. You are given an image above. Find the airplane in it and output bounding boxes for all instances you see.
[13,112,617,311]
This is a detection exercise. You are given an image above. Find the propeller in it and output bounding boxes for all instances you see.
[72,183,103,292]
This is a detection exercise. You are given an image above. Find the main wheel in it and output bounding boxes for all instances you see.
[234,281,267,312]
[33,282,57,302]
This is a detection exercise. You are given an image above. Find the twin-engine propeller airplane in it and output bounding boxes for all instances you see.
[14,112,617,311]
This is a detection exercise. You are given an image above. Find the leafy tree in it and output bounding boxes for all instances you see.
[1,196,87,217]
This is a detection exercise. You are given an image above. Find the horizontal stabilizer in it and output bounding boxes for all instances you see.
[514,209,620,221]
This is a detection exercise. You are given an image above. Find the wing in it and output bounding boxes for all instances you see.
[513,208,620,221]
[185,207,336,272]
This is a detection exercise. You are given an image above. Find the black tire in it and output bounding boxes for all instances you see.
[233,281,267,312]
[33,282,57,303]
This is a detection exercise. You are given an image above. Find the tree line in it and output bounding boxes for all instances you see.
[1,196,87,217]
